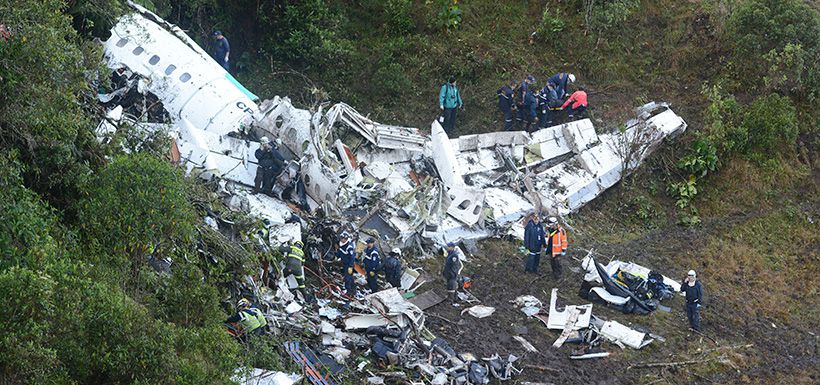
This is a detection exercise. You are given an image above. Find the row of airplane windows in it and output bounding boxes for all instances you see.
[115,37,192,83]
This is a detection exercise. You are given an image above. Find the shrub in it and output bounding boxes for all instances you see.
[741,93,798,155]
[384,0,415,35]
[728,0,820,96]
[275,0,354,69]
[678,139,718,178]
[536,6,566,40]
[701,84,746,154]
[78,153,196,284]
[583,0,641,34]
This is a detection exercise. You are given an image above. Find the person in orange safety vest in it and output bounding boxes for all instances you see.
[544,216,568,279]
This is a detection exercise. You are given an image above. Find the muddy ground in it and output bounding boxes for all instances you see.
[417,209,818,385]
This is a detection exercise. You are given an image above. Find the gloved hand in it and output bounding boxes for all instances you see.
[440,105,444,110]
[696,304,702,309]
[369,272,375,277]
[347,267,353,275]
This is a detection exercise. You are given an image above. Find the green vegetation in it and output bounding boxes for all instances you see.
[0,0,817,383]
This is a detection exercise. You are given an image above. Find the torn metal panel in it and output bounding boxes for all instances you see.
[527,125,571,162]
[484,188,534,226]
[244,192,294,225]
[301,155,342,205]
[560,119,600,154]
[445,186,486,226]
[546,288,592,331]
[408,290,446,310]
[366,288,425,328]
[399,269,420,291]
[324,103,425,151]
[597,319,653,349]
[430,121,464,188]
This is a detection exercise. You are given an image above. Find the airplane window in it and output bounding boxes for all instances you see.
[132,46,144,55]
[164,65,176,75]
[116,38,128,47]
[179,73,191,82]
[149,55,160,65]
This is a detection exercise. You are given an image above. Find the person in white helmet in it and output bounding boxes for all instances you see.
[544,216,568,279]
[547,72,576,100]
[336,231,357,297]
[382,247,404,289]
[253,136,285,195]
[681,270,704,331]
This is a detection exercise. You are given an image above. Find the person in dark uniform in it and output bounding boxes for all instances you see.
[336,232,357,298]
[680,270,705,331]
[442,242,463,306]
[211,30,231,71]
[382,248,404,289]
[523,212,545,273]
[362,238,381,293]
[253,136,285,195]
[497,80,516,131]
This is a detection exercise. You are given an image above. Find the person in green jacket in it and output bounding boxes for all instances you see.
[438,76,463,136]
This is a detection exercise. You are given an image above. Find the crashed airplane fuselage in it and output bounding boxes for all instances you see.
[101,3,687,249]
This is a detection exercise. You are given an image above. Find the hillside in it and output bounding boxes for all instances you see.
[1,0,817,384]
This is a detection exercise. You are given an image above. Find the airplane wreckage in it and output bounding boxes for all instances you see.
[97,3,689,384]
[99,3,687,250]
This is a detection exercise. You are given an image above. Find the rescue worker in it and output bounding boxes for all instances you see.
[336,232,357,298]
[544,216,568,279]
[523,213,545,273]
[253,136,285,195]
[362,238,381,293]
[561,87,588,120]
[280,240,306,299]
[497,80,516,131]
[523,86,537,132]
[516,75,536,130]
[382,248,404,289]
[211,30,231,71]
[225,298,267,337]
[680,270,704,332]
[438,76,463,137]
[442,242,463,306]
[537,83,560,128]
[547,72,575,99]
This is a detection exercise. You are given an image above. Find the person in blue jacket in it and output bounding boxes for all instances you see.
[497,80,516,131]
[442,242,463,306]
[547,72,575,99]
[439,76,463,136]
[337,232,357,297]
[523,213,545,273]
[680,270,705,331]
[516,75,536,130]
[537,83,560,129]
[362,238,381,293]
[523,86,537,132]
[211,31,230,71]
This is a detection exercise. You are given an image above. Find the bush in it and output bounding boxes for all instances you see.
[583,0,641,34]
[678,139,719,178]
[741,93,798,155]
[384,0,415,35]
[536,6,566,40]
[78,154,196,284]
[728,0,820,97]
[275,0,354,69]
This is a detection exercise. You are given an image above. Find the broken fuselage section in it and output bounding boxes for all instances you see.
[100,3,687,252]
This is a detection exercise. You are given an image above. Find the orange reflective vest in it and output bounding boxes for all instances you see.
[547,226,568,257]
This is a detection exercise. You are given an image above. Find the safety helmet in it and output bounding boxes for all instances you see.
[237,298,251,310]
[366,237,376,244]
[547,216,558,224]
[260,136,270,145]
[293,240,304,248]
[339,231,351,246]
[568,74,576,83]
[688,270,696,277]
[391,247,402,256]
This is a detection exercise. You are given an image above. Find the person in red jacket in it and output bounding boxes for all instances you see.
[561,87,588,120]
